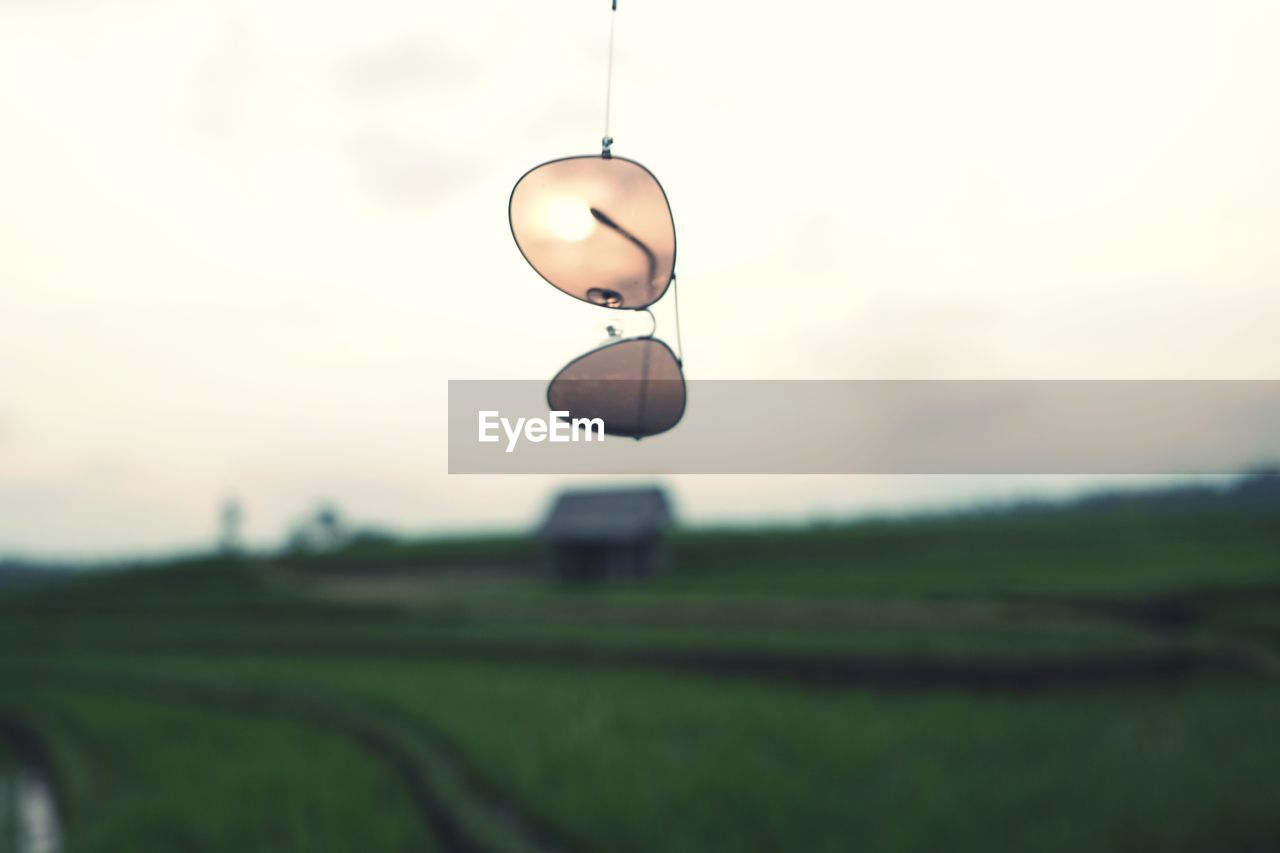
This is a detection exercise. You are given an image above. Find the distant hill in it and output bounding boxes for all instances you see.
[1056,469,1280,517]
[0,559,67,591]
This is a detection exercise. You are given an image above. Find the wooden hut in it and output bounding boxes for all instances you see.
[540,487,673,581]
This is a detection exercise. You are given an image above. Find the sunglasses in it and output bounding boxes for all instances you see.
[510,154,675,310]
[509,151,686,438]
[547,336,685,439]
[506,1,686,439]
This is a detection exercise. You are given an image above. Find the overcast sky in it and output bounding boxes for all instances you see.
[2,0,1278,557]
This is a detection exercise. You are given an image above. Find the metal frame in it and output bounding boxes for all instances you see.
[508,153,678,311]
[545,336,687,439]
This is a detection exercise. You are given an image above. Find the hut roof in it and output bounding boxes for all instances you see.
[541,487,673,543]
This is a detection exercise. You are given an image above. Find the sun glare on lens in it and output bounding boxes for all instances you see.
[544,197,595,242]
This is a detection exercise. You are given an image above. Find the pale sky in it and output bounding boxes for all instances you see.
[2,0,1278,557]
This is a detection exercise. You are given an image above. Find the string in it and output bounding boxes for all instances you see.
[671,274,684,366]
[601,0,683,374]
[602,0,617,153]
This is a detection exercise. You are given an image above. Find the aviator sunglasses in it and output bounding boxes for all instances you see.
[507,2,686,438]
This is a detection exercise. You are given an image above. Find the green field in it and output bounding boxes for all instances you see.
[2,505,1278,852]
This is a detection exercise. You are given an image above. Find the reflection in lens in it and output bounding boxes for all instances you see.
[544,197,595,241]
[587,288,623,308]
[510,156,676,309]
[547,338,685,439]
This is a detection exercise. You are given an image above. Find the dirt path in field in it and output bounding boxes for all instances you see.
[0,715,65,853]
[7,668,576,853]
[71,631,1226,690]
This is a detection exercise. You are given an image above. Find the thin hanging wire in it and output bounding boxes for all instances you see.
[671,274,684,365]
[599,0,684,369]
[602,0,617,155]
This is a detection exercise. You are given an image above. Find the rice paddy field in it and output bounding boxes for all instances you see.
[2,501,1279,852]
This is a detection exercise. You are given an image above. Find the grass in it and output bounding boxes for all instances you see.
[656,513,1280,599]
[0,500,1277,851]
[0,604,1186,661]
[0,684,429,853]
[11,656,1280,853]
[0,747,22,850]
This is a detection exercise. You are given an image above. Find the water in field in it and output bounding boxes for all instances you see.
[0,757,61,853]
